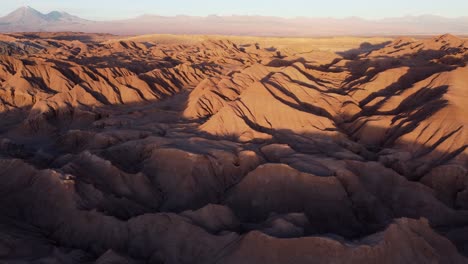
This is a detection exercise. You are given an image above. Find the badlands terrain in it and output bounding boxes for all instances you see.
[0,32,467,263]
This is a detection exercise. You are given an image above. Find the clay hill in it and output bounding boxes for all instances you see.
[1,6,468,36]
[0,31,467,263]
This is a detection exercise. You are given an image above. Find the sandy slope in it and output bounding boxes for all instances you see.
[0,32,467,263]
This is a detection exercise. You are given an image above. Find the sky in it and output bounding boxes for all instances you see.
[1,0,468,20]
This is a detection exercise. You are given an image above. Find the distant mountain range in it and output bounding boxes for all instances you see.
[0,6,90,32]
[1,6,467,36]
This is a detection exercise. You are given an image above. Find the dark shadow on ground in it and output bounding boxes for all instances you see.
[336,41,392,59]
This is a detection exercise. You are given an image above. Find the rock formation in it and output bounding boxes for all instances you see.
[0,32,467,263]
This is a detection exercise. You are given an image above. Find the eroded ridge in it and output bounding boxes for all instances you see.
[0,33,467,263]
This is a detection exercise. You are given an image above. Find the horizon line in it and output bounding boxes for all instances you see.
[2,5,468,22]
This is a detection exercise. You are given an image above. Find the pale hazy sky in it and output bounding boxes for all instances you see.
[2,0,468,20]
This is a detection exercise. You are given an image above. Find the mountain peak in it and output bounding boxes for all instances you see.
[47,11,71,20]
[17,5,35,11]
[1,6,47,24]
[12,6,43,16]
[0,6,87,26]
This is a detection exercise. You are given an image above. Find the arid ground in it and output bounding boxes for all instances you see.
[0,32,467,263]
